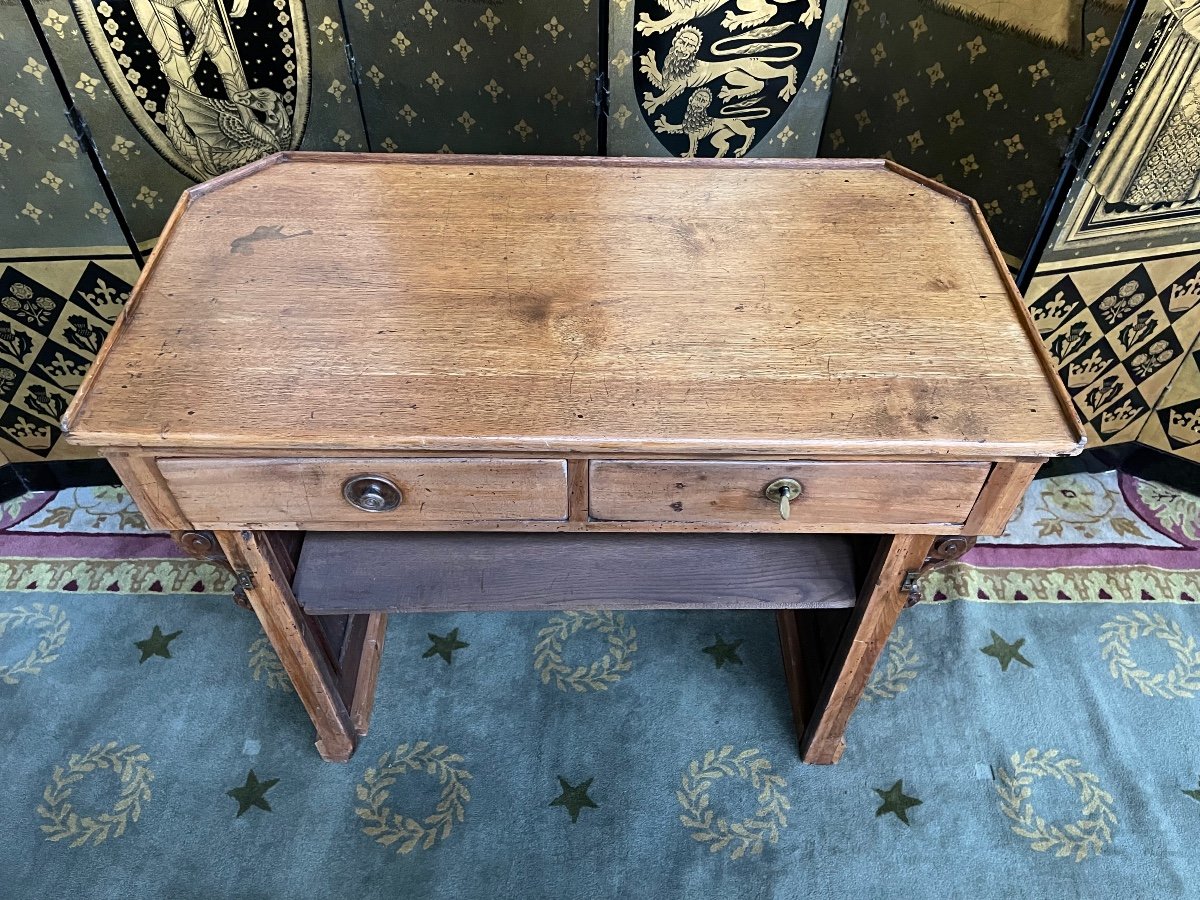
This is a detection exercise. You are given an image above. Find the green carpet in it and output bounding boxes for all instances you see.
[2,474,1200,898]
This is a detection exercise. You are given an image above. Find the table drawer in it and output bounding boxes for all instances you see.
[588,460,990,530]
[158,457,568,528]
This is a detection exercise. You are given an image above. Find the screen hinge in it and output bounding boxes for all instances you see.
[65,105,92,144]
[593,70,610,118]
[344,40,362,86]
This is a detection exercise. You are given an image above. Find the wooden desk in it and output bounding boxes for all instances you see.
[62,154,1083,764]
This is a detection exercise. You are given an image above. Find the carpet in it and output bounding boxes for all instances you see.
[2,472,1200,899]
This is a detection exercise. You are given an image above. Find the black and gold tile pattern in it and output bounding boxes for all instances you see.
[0,260,138,461]
[1139,330,1200,462]
[1027,253,1200,448]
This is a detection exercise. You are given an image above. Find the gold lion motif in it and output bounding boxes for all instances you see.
[652,87,771,157]
[639,24,802,114]
[636,0,820,36]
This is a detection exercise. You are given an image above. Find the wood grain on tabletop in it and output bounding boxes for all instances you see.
[64,155,1082,458]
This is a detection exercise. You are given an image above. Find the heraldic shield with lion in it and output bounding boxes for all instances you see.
[71,0,310,181]
[633,0,825,157]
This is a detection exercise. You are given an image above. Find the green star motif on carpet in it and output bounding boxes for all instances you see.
[874,779,922,825]
[134,625,182,663]
[980,630,1033,671]
[227,769,279,817]
[549,776,598,823]
[1183,779,1200,803]
[702,634,743,668]
[423,628,469,664]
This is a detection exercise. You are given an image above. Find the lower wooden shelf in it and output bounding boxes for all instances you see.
[292,532,858,614]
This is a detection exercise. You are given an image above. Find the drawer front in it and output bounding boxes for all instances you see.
[159,457,568,528]
[588,460,990,530]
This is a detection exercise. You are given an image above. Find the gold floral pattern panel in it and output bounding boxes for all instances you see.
[819,0,1125,263]
[30,0,368,248]
[0,5,132,259]
[344,0,600,154]
[1027,0,1200,456]
[0,4,140,462]
[607,0,846,156]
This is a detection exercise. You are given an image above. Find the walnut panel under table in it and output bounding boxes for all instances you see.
[163,453,1020,766]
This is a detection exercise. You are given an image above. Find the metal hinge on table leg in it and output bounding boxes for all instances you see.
[900,536,977,606]
[232,569,254,610]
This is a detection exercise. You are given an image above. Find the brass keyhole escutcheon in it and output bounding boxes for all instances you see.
[343,475,403,512]
[764,478,803,520]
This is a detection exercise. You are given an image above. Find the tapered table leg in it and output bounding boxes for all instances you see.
[214,530,358,762]
[799,533,935,764]
[343,612,388,736]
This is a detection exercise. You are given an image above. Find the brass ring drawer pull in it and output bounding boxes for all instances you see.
[342,475,403,512]
[764,478,803,520]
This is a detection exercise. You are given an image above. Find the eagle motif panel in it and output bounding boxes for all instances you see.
[30,0,367,248]
[68,0,312,182]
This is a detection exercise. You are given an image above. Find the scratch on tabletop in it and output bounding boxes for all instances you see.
[230,225,314,255]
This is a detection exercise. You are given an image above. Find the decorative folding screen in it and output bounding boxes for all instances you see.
[0,4,140,462]
[1024,0,1200,459]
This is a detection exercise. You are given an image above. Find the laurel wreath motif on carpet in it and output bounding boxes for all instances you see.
[1099,611,1200,699]
[863,626,920,700]
[355,741,472,854]
[37,742,154,848]
[247,636,289,691]
[0,603,69,684]
[677,746,790,860]
[533,610,638,692]
[995,748,1116,862]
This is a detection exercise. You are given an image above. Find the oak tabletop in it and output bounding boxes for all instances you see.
[64,153,1083,459]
